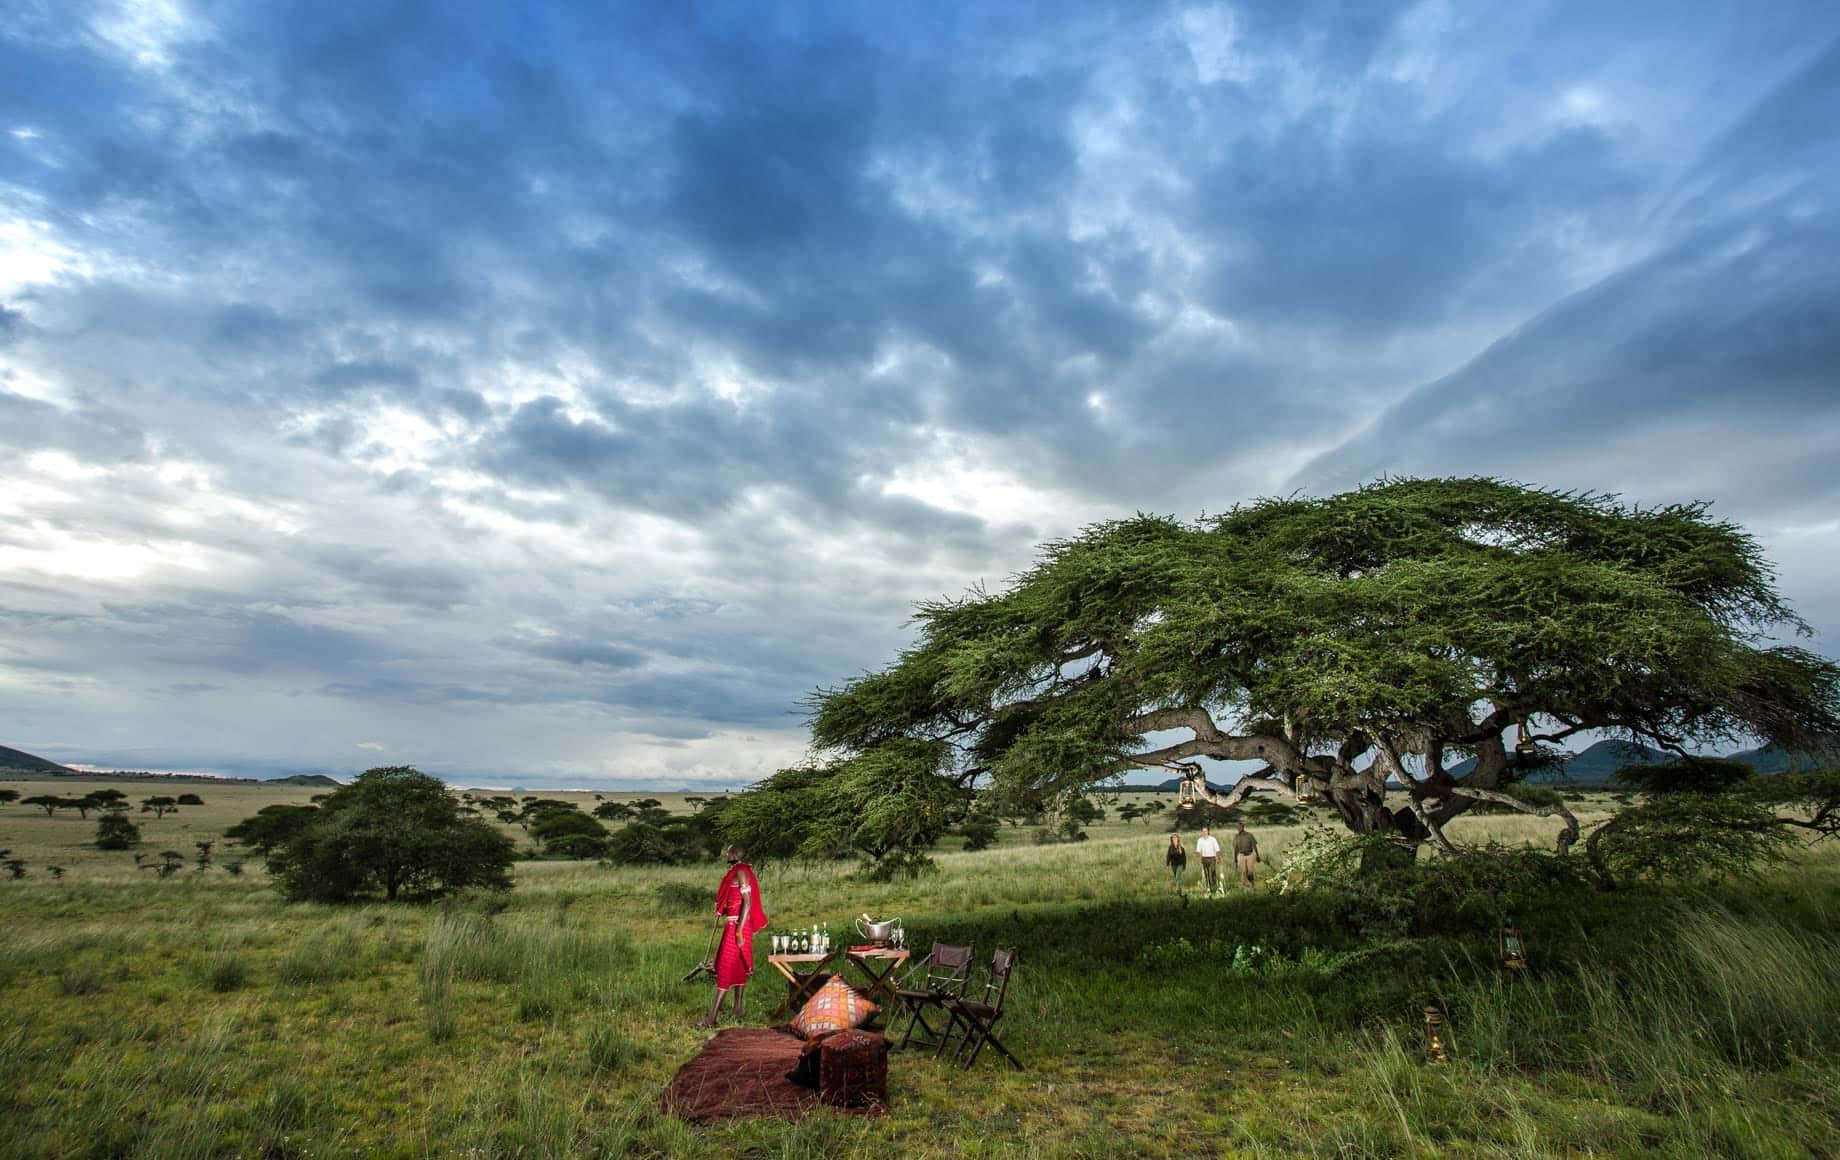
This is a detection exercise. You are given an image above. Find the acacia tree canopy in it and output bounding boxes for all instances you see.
[796,479,1840,855]
[257,766,514,902]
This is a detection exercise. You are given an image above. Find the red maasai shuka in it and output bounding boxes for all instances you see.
[714,860,769,988]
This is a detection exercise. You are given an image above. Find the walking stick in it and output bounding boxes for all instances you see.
[681,915,722,983]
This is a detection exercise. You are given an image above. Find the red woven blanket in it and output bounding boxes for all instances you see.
[660,1027,884,1122]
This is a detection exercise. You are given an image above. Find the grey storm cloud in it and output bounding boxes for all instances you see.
[2,0,1839,784]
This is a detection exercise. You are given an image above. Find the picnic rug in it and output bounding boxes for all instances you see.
[659,1026,886,1122]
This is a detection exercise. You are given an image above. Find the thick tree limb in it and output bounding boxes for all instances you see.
[1373,738,1457,855]
[1171,763,1300,807]
[1445,786,1580,856]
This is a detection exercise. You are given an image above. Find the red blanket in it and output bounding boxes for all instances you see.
[660,1027,884,1122]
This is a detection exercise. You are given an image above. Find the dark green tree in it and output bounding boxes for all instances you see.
[722,740,967,875]
[22,795,70,817]
[95,813,142,850]
[959,805,1001,851]
[527,808,610,857]
[766,479,1840,863]
[176,793,205,806]
[250,767,515,902]
[0,789,20,804]
[87,789,129,812]
[1584,756,1839,889]
[140,796,179,819]
[224,804,319,860]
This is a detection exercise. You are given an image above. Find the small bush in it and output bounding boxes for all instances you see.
[95,813,142,850]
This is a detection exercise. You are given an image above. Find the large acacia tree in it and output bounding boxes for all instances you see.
[785,479,1839,858]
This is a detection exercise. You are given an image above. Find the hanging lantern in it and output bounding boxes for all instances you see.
[1176,776,1199,810]
[1515,718,1538,758]
[1296,781,1322,805]
[1422,1006,1449,1064]
[1500,926,1528,971]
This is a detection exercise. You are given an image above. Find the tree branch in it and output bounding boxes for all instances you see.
[1445,787,1580,856]
[1172,763,1300,808]
[1373,737,1457,855]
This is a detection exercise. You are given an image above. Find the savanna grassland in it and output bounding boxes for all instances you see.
[4,780,1839,1158]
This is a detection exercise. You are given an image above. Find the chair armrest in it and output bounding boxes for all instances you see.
[893,952,935,989]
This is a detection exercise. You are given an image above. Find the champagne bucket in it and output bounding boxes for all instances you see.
[855,914,899,943]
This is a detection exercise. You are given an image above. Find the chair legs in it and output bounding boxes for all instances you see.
[897,1001,944,1050]
[933,1006,1022,1069]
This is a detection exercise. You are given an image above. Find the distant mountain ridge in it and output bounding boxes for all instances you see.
[0,745,344,786]
[0,745,76,774]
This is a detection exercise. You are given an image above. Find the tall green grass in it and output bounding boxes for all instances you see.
[1,813,1836,1157]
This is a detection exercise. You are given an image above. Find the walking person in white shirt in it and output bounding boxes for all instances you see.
[1194,826,1223,895]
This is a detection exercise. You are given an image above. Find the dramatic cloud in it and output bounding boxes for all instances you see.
[2,1,1837,786]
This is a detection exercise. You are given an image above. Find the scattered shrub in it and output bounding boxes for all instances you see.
[95,813,141,850]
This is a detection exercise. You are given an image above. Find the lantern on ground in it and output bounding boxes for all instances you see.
[1422,1006,1449,1064]
[1500,926,1528,971]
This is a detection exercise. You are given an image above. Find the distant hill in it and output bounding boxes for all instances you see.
[0,745,75,775]
[269,773,342,787]
[1445,736,1837,785]
[1444,740,1668,785]
[1728,738,1840,774]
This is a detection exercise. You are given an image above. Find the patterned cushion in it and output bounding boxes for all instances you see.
[792,975,878,1039]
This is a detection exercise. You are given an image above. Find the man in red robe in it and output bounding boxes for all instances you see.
[698,844,769,1027]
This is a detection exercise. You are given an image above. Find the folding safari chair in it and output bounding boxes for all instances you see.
[892,941,974,1050]
[936,948,1022,1070]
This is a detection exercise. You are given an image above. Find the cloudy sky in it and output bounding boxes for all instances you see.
[3,1,1837,788]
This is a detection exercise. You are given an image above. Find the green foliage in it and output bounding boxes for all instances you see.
[0,789,19,804]
[526,808,609,858]
[1748,767,1840,838]
[600,798,726,866]
[94,813,141,851]
[224,804,320,863]
[1615,756,1755,795]
[786,478,1840,861]
[1587,794,1799,889]
[958,810,1000,851]
[261,767,516,903]
[722,738,968,870]
[175,793,205,806]
[22,795,69,817]
[140,796,179,818]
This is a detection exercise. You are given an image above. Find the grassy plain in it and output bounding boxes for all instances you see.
[3,779,1838,1157]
